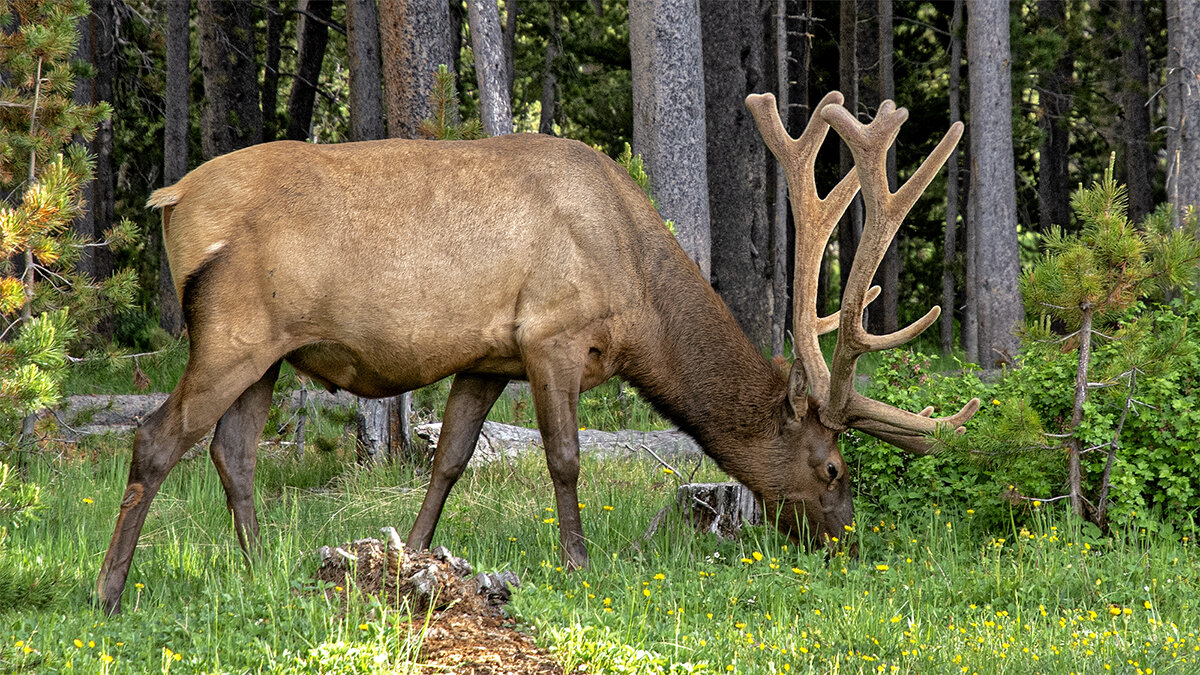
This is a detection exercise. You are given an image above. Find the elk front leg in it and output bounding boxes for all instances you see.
[526,354,588,569]
[208,361,281,559]
[95,350,282,615]
[407,374,509,550]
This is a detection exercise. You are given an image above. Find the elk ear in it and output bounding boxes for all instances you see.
[785,360,809,420]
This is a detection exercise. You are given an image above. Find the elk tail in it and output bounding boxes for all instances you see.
[147,186,183,209]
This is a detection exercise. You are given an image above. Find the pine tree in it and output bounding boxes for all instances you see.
[0,0,136,445]
[1020,159,1200,523]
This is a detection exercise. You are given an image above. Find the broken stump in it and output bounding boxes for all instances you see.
[676,482,762,539]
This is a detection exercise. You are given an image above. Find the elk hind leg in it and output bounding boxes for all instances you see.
[95,350,283,614]
[407,374,509,550]
[208,361,281,560]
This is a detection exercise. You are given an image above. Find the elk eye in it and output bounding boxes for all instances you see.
[827,462,838,480]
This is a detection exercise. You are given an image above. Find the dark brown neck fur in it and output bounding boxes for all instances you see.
[619,234,789,484]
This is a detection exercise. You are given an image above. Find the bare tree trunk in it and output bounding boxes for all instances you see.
[770,0,789,359]
[90,0,115,339]
[262,0,285,141]
[538,0,559,135]
[1170,0,1200,230]
[967,0,1022,368]
[467,0,513,136]
[160,0,188,337]
[285,0,332,141]
[789,0,812,330]
[630,0,711,279]
[1067,305,1093,519]
[72,12,95,280]
[346,0,387,141]
[942,0,963,357]
[962,133,978,363]
[838,0,860,307]
[379,0,455,139]
[1119,0,1153,223]
[873,0,898,335]
[701,0,770,348]
[1037,0,1072,232]
[504,0,519,100]
[197,0,263,158]
[1165,0,1181,227]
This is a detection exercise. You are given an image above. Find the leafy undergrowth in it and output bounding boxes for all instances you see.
[0,434,1196,673]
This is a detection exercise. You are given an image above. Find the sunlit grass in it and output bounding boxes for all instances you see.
[2,432,1197,673]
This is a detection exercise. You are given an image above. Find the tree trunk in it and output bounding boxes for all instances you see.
[701,0,770,348]
[90,0,115,339]
[942,0,963,357]
[538,1,559,135]
[72,12,95,280]
[871,0,898,336]
[285,0,333,142]
[788,0,812,332]
[504,0,519,100]
[838,0,861,308]
[262,0,285,141]
[467,0,513,136]
[1119,0,1153,223]
[1037,0,1072,232]
[1169,0,1200,229]
[967,0,1022,367]
[160,0,189,337]
[630,0,711,279]
[197,0,263,158]
[770,0,790,359]
[1165,0,1181,227]
[379,0,455,140]
[1067,305,1093,519]
[962,133,978,362]
[346,0,387,141]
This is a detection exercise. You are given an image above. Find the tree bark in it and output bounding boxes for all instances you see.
[1037,0,1072,232]
[838,0,861,309]
[701,0,770,348]
[504,0,519,101]
[788,0,812,332]
[346,0,387,141]
[1168,0,1200,229]
[285,0,333,142]
[1161,0,1180,227]
[90,0,115,340]
[467,0,513,136]
[770,0,790,359]
[379,0,455,140]
[262,0,285,141]
[871,0,899,336]
[197,0,263,158]
[942,0,963,357]
[630,0,711,279]
[1119,0,1153,223]
[72,12,95,280]
[967,0,1022,367]
[538,1,559,135]
[160,0,188,336]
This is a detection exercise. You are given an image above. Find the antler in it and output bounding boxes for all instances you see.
[744,91,864,411]
[747,92,980,453]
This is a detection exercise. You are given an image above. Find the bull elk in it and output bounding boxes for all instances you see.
[95,91,977,613]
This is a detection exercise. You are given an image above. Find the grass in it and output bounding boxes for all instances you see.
[1,428,1198,674]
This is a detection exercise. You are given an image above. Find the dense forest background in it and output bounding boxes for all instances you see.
[7,0,1200,369]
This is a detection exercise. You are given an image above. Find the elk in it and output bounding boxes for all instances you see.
[95,91,977,614]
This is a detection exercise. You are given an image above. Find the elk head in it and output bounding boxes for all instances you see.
[746,91,980,547]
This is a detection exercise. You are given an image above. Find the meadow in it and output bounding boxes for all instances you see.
[1,411,1197,674]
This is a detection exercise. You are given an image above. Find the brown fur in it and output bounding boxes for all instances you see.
[95,134,851,614]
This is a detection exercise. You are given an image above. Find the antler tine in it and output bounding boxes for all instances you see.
[746,92,860,406]
[816,99,977,443]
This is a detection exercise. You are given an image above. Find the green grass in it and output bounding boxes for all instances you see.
[1,430,1197,674]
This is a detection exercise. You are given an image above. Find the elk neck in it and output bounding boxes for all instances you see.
[619,235,790,482]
